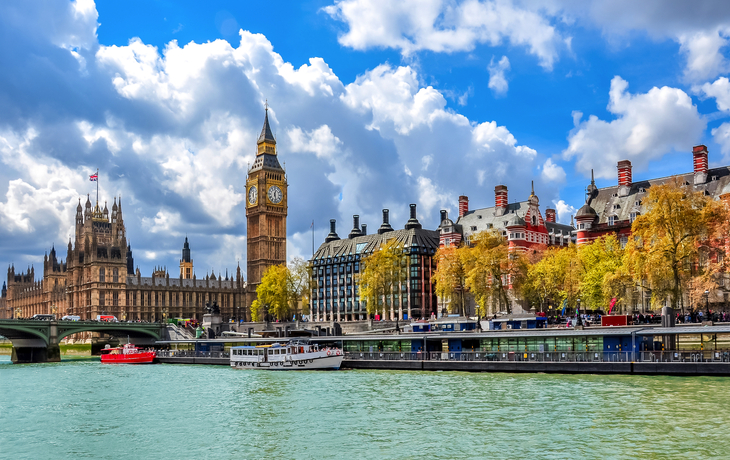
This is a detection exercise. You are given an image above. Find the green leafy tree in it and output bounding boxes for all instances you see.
[288,257,313,317]
[578,235,624,311]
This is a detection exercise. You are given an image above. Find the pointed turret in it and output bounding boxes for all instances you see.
[257,103,276,145]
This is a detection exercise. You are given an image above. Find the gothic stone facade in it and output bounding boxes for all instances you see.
[245,108,288,304]
[1,196,248,321]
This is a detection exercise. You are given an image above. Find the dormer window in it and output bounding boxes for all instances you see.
[634,200,642,206]
[638,187,646,193]
[470,226,476,231]
[712,176,717,181]
[612,193,618,197]
[630,212,638,223]
[608,215,617,226]
[613,204,620,210]
[487,223,493,229]
[477,215,482,219]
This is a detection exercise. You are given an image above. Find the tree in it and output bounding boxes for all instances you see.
[578,235,625,311]
[288,257,313,318]
[630,177,726,311]
[462,230,528,315]
[255,264,291,321]
[432,246,468,316]
[358,239,404,319]
[522,244,581,313]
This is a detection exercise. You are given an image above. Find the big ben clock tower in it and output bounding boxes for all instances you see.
[246,105,288,306]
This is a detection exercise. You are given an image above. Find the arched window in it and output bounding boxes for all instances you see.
[113,268,119,283]
[99,268,105,283]
[532,215,537,226]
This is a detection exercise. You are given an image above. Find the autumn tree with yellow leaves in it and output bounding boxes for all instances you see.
[432,245,468,316]
[627,177,726,311]
[358,239,405,319]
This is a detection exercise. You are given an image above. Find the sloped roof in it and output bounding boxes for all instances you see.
[257,110,276,145]
[587,166,730,225]
[313,227,439,260]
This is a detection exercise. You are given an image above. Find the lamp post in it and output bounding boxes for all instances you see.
[576,298,583,327]
[705,289,710,320]
[15,307,21,320]
[51,304,57,320]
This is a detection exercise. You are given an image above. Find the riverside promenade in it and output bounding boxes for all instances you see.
[154,323,730,376]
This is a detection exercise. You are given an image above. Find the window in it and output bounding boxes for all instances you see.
[608,215,616,226]
[470,226,477,231]
[113,268,118,283]
[532,215,537,226]
[579,223,585,230]
[613,204,620,210]
[477,215,482,219]
[99,268,105,283]
[100,291,106,306]
[638,187,646,193]
[629,212,638,223]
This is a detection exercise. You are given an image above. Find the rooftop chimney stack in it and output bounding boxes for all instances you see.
[440,210,448,225]
[617,160,632,197]
[324,219,340,243]
[348,215,363,239]
[494,185,508,216]
[458,195,469,218]
[361,224,367,235]
[693,144,709,184]
[378,209,394,234]
[405,203,422,230]
[545,209,556,223]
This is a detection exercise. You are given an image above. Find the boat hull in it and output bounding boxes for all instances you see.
[100,352,156,364]
[231,355,343,370]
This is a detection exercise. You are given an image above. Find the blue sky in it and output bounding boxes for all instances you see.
[2,0,730,279]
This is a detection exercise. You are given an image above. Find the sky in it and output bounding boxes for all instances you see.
[3,0,730,281]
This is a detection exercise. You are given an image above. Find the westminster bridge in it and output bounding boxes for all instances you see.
[0,319,166,363]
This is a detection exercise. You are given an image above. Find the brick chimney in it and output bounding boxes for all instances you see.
[617,160,632,197]
[494,185,508,216]
[693,144,708,184]
[458,195,469,218]
[545,208,556,223]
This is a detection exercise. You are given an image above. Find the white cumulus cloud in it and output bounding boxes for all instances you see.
[488,55,510,96]
[563,76,705,178]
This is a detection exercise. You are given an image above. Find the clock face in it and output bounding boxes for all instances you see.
[268,185,283,204]
[248,186,257,205]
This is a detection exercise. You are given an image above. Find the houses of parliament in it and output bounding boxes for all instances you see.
[0,109,288,321]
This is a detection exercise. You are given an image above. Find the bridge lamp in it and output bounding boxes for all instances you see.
[15,307,21,319]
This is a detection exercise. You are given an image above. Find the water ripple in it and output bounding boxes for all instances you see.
[1,357,730,459]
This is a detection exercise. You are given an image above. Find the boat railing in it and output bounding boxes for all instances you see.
[156,350,229,359]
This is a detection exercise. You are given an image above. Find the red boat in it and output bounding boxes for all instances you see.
[100,343,156,364]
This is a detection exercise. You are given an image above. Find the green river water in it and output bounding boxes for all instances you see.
[1,355,729,459]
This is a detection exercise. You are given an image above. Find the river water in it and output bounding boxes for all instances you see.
[1,355,729,459]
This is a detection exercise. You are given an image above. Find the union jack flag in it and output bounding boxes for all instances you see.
[89,173,98,181]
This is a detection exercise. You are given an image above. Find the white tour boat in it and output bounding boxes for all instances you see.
[230,340,343,370]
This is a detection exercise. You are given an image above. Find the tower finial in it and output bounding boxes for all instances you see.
[531,180,534,196]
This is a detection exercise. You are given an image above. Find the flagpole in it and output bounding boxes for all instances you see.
[96,168,99,205]
[311,219,314,259]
